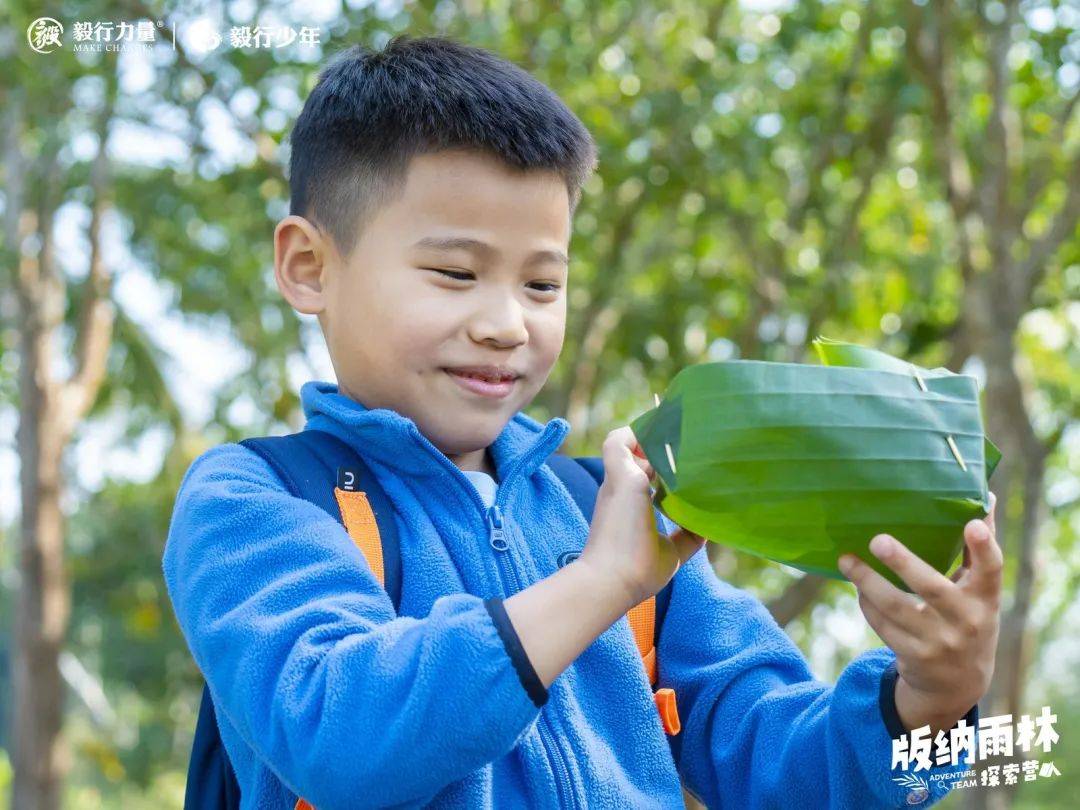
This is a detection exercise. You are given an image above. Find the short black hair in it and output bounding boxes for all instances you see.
[287,35,598,257]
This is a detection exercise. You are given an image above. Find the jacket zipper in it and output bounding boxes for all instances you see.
[402,419,579,807]
[488,505,578,810]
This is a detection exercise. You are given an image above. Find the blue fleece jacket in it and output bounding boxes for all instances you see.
[163,380,979,809]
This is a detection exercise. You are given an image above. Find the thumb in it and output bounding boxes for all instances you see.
[669,527,707,565]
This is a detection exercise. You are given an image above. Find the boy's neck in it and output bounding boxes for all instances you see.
[449,446,499,480]
[335,383,498,480]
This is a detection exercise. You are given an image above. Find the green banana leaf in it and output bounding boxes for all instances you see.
[630,337,999,592]
[812,336,1002,479]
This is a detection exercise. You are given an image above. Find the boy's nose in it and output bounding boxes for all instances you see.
[468,297,529,347]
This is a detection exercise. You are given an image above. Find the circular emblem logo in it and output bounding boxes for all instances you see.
[27,18,64,54]
[906,787,929,805]
[186,18,222,52]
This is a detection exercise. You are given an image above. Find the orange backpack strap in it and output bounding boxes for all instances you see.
[333,488,385,585]
[654,687,681,736]
[627,597,657,683]
[292,489,383,810]
[627,596,680,736]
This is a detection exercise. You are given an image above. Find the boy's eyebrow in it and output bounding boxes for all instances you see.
[412,235,569,267]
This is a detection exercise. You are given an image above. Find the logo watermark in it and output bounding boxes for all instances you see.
[27,17,64,53]
[890,705,1061,799]
[25,16,321,55]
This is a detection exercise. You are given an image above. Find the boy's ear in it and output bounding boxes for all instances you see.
[274,215,331,315]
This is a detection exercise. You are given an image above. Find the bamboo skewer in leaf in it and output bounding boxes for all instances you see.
[812,336,1001,478]
[631,337,1000,592]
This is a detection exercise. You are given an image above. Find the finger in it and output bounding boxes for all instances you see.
[628,435,656,480]
[610,425,637,450]
[949,534,972,582]
[669,527,707,565]
[867,534,962,620]
[854,588,923,659]
[838,553,925,633]
[949,546,970,583]
[962,516,1003,600]
[634,450,656,481]
[602,427,650,484]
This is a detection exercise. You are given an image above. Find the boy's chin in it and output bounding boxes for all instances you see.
[446,407,516,435]
[423,419,504,459]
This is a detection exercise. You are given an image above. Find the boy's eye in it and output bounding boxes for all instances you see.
[427,268,561,294]
[529,282,562,293]
[429,268,473,281]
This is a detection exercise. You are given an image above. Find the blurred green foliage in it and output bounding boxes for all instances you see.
[1,0,1076,807]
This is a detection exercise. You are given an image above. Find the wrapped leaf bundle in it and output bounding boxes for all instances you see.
[630,337,1000,592]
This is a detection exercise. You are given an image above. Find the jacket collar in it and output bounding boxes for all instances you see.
[300,380,571,506]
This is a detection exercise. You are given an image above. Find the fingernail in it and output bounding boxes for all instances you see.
[838,555,853,575]
[970,520,989,541]
[870,535,893,558]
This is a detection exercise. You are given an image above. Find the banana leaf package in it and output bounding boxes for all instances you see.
[630,337,1001,592]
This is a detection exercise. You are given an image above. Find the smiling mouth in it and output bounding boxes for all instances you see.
[442,365,522,382]
[443,369,520,399]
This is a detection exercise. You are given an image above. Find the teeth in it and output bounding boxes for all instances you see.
[457,371,507,382]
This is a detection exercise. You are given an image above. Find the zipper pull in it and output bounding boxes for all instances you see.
[488,504,509,551]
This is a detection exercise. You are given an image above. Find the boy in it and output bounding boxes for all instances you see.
[163,35,1002,808]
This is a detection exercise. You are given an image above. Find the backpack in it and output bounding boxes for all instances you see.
[184,429,679,810]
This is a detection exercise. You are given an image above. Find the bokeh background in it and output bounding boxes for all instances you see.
[1,0,1077,808]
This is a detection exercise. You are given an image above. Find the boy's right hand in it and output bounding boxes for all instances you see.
[577,426,707,611]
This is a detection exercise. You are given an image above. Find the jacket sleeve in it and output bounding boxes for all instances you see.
[655,537,980,810]
[162,442,546,809]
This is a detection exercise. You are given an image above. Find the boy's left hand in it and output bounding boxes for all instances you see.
[838,492,1001,735]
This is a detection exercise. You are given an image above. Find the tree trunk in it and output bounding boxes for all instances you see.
[902,5,1074,805]
[964,331,1050,810]
[12,193,69,810]
[2,85,68,810]
[8,69,116,809]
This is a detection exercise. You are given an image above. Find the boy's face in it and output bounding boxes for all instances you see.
[276,149,571,470]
